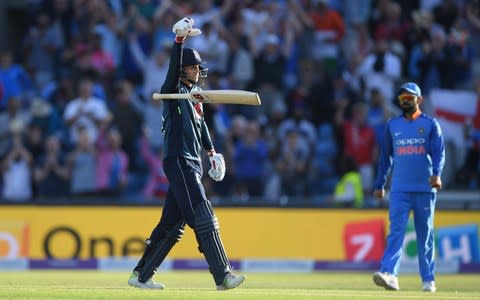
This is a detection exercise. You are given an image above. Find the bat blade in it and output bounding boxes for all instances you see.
[191,90,261,105]
[152,90,261,105]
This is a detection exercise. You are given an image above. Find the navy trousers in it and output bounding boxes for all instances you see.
[157,157,207,230]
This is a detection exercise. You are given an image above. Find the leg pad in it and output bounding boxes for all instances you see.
[138,221,185,282]
[194,201,230,285]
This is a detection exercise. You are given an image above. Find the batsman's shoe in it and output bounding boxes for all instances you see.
[372,271,399,290]
[216,272,246,291]
[422,281,436,292]
[128,271,165,289]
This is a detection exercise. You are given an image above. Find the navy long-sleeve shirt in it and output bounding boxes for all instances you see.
[160,42,214,162]
[374,112,445,192]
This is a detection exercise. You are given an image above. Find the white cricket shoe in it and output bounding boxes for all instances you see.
[422,281,436,292]
[128,271,165,289]
[216,272,246,290]
[373,271,400,290]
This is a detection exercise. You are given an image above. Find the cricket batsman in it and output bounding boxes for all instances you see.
[127,17,246,290]
[372,82,445,292]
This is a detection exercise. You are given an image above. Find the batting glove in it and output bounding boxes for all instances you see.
[172,17,202,40]
[208,153,226,182]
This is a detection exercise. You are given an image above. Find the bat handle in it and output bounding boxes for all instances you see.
[152,93,190,100]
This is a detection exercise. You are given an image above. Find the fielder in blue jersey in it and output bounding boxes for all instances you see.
[372,82,445,293]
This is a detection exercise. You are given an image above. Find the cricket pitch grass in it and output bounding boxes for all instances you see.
[0,271,479,300]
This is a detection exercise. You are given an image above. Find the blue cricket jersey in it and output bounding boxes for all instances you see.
[374,112,445,192]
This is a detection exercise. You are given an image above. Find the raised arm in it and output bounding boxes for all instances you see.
[160,17,202,94]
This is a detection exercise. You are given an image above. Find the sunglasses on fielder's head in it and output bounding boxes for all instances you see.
[398,94,417,101]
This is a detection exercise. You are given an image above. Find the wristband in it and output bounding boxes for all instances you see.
[175,36,185,43]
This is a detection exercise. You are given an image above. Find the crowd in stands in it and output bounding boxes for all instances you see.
[0,0,479,206]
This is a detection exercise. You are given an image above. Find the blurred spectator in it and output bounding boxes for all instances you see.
[252,33,289,91]
[224,29,255,90]
[331,69,364,118]
[310,123,339,198]
[404,10,432,71]
[240,1,269,38]
[110,80,143,169]
[373,2,410,45]
[47,75,75,116]
[277,102,316,153]
[358,38,402,102]
[67,126,97,196]
[0,97,31,159]
[33,135,69,197]
[252,34,290,119]
[138,135,168,199]
[366,88,395,147]
[465,0,480,77]
[29,97,63,136]
[24,123,45,160]
[120,3,153,85]
[433,0,459,33]
[63,78,111,145]
[275,128,309,197]
[284,63,315,119]
[343,0,372,25]
[304,63,337,126]
[342,21,374,65]
[92,6,123,67]
[299,0,345,74]
[447,19,475,89]
[89,31,116,79]
[139,95,164,151]
[414,27,453,93]
[189,21,229,74]
[47,0,74,47]
[152,3,178,52]
[22,12,64,89]
[0,50,34,109]
[190,0,232,30]
[332,155,364,208]
[95,127,129,197]
[129,32,170,101]
[129,0,157,21]
[229,120,268,200]
[341,102,377,195]
[2,130,33,201]
[457,76,480,189]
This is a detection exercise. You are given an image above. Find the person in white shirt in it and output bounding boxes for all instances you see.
[2,134,32,201]
[63,79,111,145]
[358,38,402,102]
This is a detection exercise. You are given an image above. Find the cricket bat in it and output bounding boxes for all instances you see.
[152,90,261,106]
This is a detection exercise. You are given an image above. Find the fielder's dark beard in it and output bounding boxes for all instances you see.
[401,103,417,115]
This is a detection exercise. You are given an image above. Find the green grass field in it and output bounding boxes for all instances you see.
[0,271,479,300]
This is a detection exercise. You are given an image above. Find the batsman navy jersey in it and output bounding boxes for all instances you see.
[374,112,445,192]
[160,42,214,162]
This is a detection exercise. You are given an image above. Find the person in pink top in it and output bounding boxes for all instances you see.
[139,135,168,199]
[95,127,129,196]
[89,32,115,77]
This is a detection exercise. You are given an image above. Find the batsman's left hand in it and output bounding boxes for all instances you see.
[429,175,442,189]
[208,153,226,182]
